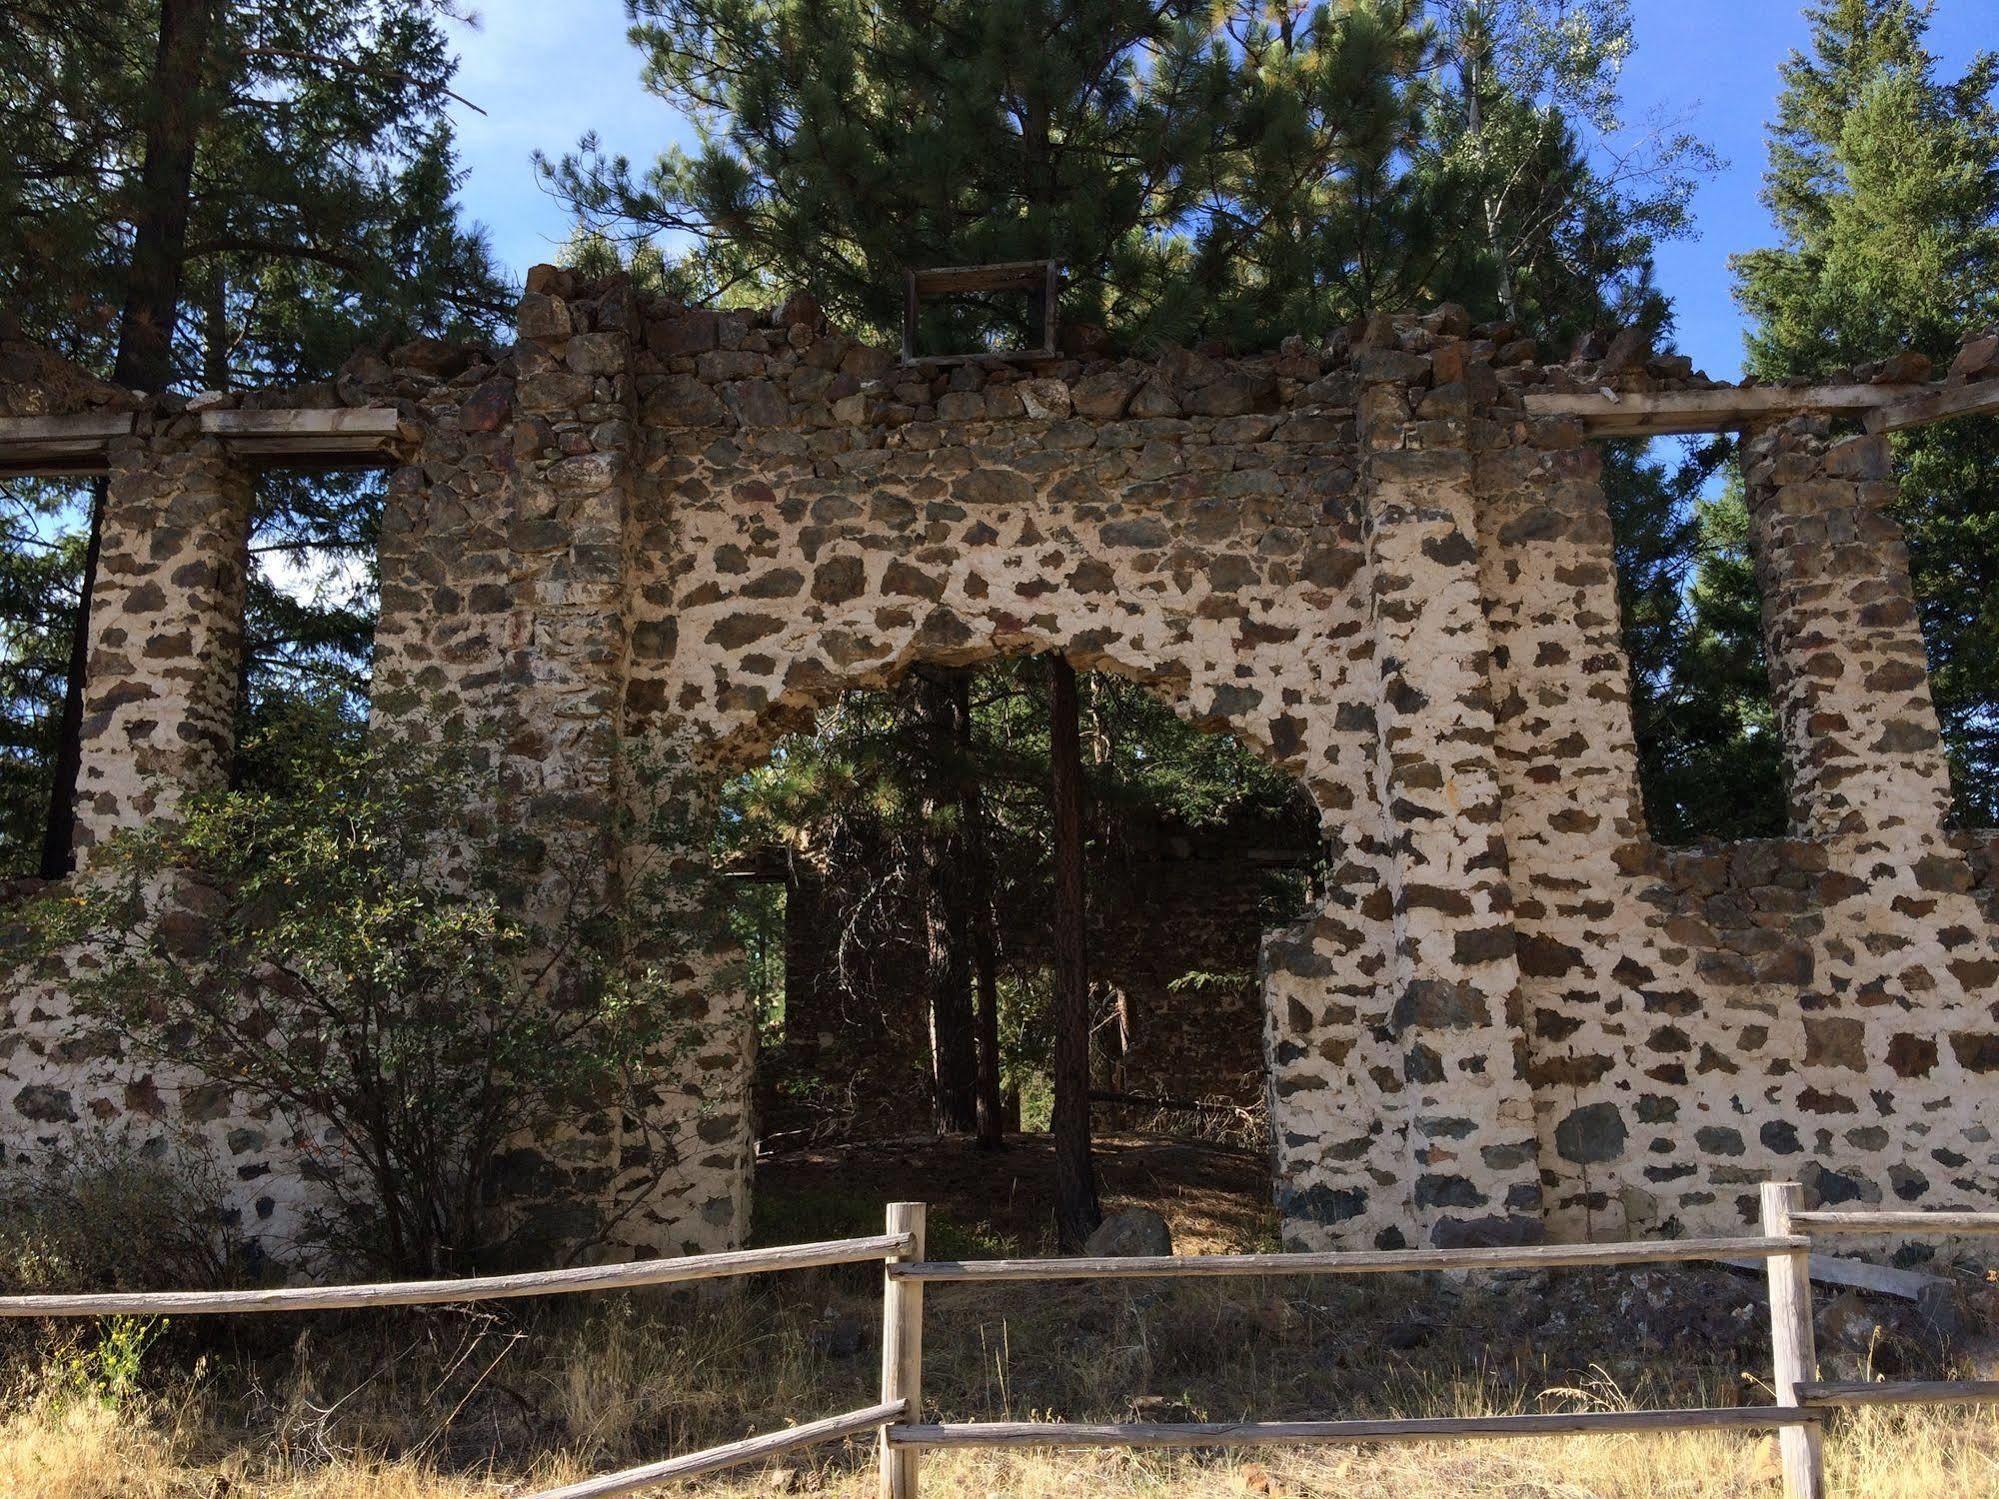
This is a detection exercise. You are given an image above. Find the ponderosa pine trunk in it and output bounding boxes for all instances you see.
[41,0,216,877]
[914,666,978,1133]
[1047,653,1101,1248]
[963,716,1005,1150]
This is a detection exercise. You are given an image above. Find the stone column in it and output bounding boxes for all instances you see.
[371,361,518,721]
[504,269,753,1259]
[1356,317,1542,1247]
[1742,419,1953,845]
[72,414,254,855]
[1476,413,1656,1236]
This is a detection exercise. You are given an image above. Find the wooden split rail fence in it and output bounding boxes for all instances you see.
[1,1185,1995,1499]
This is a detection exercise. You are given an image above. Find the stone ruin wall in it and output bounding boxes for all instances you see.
[3,269,1997,1263]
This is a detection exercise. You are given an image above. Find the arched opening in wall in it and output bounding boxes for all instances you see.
[231,468,383,792]
[1605,436,1788,844]
[714,659,1323,1250]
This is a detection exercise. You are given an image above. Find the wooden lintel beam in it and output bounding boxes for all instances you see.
[1521,384,1915,438]
[199,406,402,466]
[0,408,405,478]
[911,260,1055,295]
[1865,376,1999,434]
[902,349,1064,371]
[0,411,136,477]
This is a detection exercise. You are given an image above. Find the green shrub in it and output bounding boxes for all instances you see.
[22,709,726,1277]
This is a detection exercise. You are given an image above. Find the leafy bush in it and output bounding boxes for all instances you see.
[25,712,720,1276]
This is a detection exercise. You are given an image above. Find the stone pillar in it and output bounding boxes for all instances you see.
[1355,319,1542,1247]
[1742,419,1953,845]
[504,268,753,1258]
[1476,414,1655,1236]
[72,414,254,855]
[507,268,640,847]
[372,361,518,721]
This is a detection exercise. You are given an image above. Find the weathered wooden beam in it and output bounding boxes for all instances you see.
[1521,384,1915,437]
[1865,376,1999,434]
[529,1400,906,1499]
[893,1233,1809,1282]
[0,1232,911,1317]
[1799,1380,1999,1408]
[0,412,136,476]
[0,408,406,478]
[1721,1251,1940,1302]
[890,1407,1823,1450]
[910,260,1055,295]
[1789,1209,1999,1235]
[903,349,1065,370]
[199,406,402,465]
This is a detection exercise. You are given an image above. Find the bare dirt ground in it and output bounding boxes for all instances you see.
[755,1129,1275,1253]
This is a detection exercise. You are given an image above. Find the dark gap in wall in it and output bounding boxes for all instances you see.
[1603,435,1788,844]
[906,285,1054,362]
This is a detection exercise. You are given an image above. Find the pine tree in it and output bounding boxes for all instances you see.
[541,0,1449,346]
[1732,0,1999,823]
[1610,443,1789,844]
[0,1,508,875]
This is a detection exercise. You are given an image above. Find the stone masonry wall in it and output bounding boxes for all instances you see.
[3,274,1995,1265]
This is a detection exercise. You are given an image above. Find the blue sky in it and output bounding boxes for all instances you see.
[443,0,1991,381]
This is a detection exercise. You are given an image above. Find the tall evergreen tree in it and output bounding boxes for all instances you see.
[0,1,507,876]
[1733,0,1999,824]
[546,1,1714,349]
[1610,442,1789,844]
[1423,0,1713,343]
[541,0,1444,345]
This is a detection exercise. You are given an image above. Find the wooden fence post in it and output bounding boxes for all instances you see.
[880,1202,926,1499]
[1762,1181,1825,1499]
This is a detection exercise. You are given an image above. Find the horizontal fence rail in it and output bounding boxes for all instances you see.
[893,1234,1809,1282]
[1790,1210,1999,1236]
[1799,1380,1999,1408]
[0,1234,911,1318]
[890,1407,1825,1450]
[527,1400,905,1499]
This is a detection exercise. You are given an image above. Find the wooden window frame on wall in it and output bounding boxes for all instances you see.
[901,260,1062,367]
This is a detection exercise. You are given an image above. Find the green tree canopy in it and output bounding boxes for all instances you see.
[543,0,1710,348]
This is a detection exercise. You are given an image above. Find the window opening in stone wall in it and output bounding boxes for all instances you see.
[1891,407,1999,829]
[0,475,88,881]
[716,658,1321,1241]
[1606,436,1788,844]
[724,866,788,1044]
[232,469,384,794]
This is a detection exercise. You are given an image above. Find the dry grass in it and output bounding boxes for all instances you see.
[6,1387,1999,1497]
[4,1264,1999,1497]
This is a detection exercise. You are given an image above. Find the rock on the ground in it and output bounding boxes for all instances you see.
[1127,1394,1194,1424]
[1085,1207,1174,1258]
